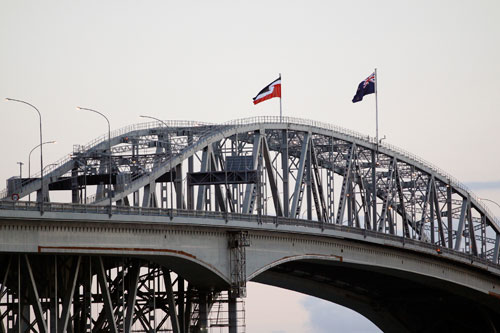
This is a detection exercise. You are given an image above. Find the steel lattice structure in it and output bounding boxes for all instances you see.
[1,116,500,332]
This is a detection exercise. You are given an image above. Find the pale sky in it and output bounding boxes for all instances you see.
[1,1,499,331]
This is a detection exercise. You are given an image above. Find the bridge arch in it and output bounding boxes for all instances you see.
[252,256,500,332]
[1,116,500,331]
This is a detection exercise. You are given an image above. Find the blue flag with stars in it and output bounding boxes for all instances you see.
[352,72,375,103]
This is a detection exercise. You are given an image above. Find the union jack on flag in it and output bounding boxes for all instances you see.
[352,72,376,103]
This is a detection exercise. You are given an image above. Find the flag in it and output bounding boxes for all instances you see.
[352,72,375,103]
[253,77,281,105]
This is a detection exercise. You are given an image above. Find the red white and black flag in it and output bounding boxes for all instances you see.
[253,77,281,105]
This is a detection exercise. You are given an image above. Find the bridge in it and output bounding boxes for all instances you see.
[0,116,499,332]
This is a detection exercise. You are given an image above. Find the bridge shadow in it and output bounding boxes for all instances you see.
[251,259,500,332]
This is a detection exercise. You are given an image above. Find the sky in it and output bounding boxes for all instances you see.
[1,0,500,331]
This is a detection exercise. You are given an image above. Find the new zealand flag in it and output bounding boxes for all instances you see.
[352,72,375,103]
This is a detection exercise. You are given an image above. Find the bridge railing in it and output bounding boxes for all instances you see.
[77,120,214,154]
[1,200,497,269]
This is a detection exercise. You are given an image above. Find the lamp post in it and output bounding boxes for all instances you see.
[479,198,500,210]
[139,115,173,211]
[28,140,56,201]
[77,107,112,216]
[6,98,44,212]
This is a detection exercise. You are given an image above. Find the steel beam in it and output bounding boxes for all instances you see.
[124,262,140,333]
[432,182,446,247]
[493,234,500,264]
[290,133,310,218]
[58,256,81,333]
[467,202,478,256]
[378,159,395,233]
[262,136,283,216]
[311,141,328,222]
[210,153,227,212]
[0,256,11,333]
[306,140,312,220]
[242,132,262,214]
[24,255,48,333]
[335,144,354,225]
[184,285,192,332]
[371,150,377,231]
[454,198,468,251]
[447,183,453,248]
[187,132,194,210]
[176,163,185,209]
[196,147,212,211]
[96,257,118,333]
[282,130,289,217]
[142,182,158,208]
[418,177,433,238]
[355,152,371,229]
[162,269,180,333]
[178,278,185,333]
[394,161,410,237]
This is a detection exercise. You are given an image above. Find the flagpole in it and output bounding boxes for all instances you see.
[374,68,379,152]
[279,73,282,122]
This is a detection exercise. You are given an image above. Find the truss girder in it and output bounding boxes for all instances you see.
[3,119,499,264]
[0,254,238,333]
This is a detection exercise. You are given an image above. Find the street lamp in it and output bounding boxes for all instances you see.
[479,198,500,210]
[77,107,112,216]
[6,98,44,213]
[140,115,174,211]
[28,140,56,202]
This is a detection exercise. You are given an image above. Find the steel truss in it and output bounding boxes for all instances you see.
[0,254,245,333]
[2,117,499,265]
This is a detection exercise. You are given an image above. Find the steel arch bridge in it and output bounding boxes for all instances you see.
[1,116,500,332]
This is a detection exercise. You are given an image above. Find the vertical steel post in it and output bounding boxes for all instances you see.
[50,256,58,333]
[178,278,185,333]
[447,182,453,248]
[281,129,289,217]
[430,186,435,244]
[306,140,312,220]
[188,132,194,210]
